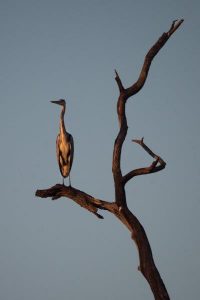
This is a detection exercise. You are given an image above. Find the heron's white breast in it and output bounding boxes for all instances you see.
[60,140,70,157]
[59,133,70,157]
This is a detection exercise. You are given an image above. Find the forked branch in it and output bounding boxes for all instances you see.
[111,19,183,300]
[123,138,166,184]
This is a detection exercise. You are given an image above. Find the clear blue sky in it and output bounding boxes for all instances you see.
[0,0,199,299]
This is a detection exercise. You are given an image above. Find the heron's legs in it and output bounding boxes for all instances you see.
[62,176,71,186]
[69,174,71,187]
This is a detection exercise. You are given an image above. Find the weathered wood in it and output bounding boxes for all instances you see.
[123,138,166,184]
[36,184,116,219]
[36,20,184,300]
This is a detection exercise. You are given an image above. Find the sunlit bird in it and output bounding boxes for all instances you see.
[51,99,74,186]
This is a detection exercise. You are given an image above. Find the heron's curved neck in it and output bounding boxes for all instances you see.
[59,105,66,134]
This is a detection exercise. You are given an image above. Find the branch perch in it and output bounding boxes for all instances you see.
[36,184,116,219]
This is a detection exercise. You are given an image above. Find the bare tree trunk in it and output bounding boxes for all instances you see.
[36,20,184,300]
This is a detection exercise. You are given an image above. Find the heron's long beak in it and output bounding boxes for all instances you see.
[51,100,62,105]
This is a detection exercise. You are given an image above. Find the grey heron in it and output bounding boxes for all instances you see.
[51,99,74,186]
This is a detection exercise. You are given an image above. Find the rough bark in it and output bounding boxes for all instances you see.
[36,20,184,300]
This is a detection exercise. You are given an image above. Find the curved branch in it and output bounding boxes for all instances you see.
[126,19,184,97]
[123,138,166,184]
[112,19,183,207]
[111,20,183,299]
[112,71,128,207]
[36,184,116,219]
[118,206,170,300]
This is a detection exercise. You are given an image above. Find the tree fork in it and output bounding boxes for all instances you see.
[36,20,184,299]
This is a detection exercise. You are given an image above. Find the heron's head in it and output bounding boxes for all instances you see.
[51,99,66,106]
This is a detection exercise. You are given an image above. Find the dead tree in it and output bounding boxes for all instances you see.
[36,20,184,300]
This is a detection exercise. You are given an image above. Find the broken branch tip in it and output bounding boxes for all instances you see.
[114,69,118,77]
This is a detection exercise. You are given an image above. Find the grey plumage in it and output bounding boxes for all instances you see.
[51,99,74,185]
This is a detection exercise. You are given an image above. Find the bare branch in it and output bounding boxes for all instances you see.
[116,205,170,299]
[115,69,125,93]
[110,20,183,297]
[112,20,183,202]
[125,19,184,98]
[132,138,166,166]
[36,184,117,219]
[123,138,166,184]
[167,19,184,37]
